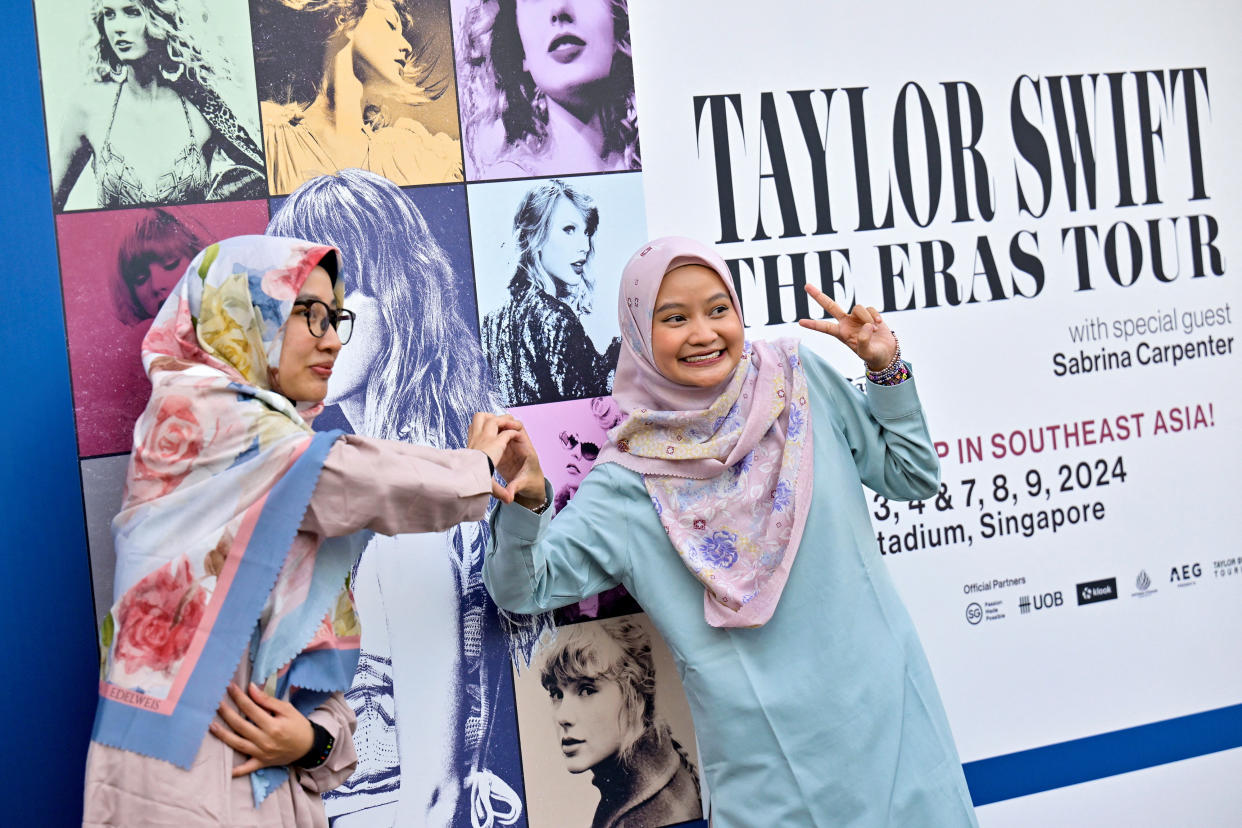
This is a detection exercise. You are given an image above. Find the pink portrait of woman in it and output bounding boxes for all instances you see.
[455,0,640,179]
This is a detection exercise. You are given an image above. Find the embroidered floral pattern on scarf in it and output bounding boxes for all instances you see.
[596,237,816,628]
[609,344,812,626]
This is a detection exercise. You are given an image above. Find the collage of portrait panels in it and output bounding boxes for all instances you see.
[36,1,705,827]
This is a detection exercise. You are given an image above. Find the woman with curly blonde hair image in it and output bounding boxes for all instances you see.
[45,0,265,210]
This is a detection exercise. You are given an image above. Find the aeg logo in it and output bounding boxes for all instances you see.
[1170,563,1202,587]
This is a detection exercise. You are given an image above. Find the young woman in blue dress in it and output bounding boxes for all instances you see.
[482,236,978,827]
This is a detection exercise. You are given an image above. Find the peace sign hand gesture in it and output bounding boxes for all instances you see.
[798,284,898,372]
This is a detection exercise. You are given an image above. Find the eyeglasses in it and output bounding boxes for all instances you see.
[293,299,354,345]
[559,431,600,461]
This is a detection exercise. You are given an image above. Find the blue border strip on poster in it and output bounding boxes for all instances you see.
[4,2,100,825]
[964,702,1242,805]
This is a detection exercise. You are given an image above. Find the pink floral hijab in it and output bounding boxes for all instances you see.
[596,237,814,628]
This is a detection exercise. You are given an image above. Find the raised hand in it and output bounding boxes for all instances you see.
[798,284,898,371]
[209,682,315,777]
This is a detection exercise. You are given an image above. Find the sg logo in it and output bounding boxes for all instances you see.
[966,602,983,625]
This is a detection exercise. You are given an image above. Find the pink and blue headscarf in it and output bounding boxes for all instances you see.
[92,235,367,803]
[596,237,815,628]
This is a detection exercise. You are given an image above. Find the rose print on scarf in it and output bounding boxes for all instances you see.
[259,258,304,301]
[130,395,204,501]
[113,557,208,677]
[247,270,288,338]
[699,530,740,568]
[142,298,216,370]
[198,273,268,385]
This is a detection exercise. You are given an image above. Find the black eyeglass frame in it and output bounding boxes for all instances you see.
[293,298,355,345]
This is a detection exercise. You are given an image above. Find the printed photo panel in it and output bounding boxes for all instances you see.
[451,0,641,181]
[513,613,705,828]
[55,199,272,457]
[81,453,131,626]
[270,175,481,434]
[251,0,466,195]
[267,173,529,826]
[35,0,267,212]
[470,171,646,406]
[511,396,642,625]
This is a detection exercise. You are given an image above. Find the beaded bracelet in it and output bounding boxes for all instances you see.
[294,721,335,770]
[865,335,910,386]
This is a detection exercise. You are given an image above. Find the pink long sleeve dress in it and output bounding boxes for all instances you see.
[83,435,493,827]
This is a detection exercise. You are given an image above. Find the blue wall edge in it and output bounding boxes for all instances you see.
[3,2,99,825]
[964,702,1242,806]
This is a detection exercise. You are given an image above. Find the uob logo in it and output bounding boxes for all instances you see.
[1033,591,1063,610]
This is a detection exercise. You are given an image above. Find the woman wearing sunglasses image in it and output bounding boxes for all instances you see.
[554,429,599,513]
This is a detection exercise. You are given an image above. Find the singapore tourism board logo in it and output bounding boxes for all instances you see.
[964,600,1005,625]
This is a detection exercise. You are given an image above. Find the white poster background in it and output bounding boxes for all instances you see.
[630,0,1242,776]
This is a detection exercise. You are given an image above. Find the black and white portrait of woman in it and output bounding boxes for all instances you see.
[515,615,703,828]
[38,0,266,211]
[472,173,646,406]
[453,0,640,180]
[252,0,464,194]
[268,169,541,828]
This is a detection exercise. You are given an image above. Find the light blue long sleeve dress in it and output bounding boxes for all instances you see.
[484,350,978,827]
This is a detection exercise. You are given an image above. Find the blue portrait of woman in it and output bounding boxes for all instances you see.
[268,168,548,826]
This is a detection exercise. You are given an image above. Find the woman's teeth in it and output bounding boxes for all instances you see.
[683,351,721,363]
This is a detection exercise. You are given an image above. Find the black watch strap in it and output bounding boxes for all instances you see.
[293,721,334,769]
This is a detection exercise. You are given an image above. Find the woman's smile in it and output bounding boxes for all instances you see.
[681,349,725,366]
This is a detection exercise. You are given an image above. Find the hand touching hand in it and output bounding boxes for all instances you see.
[495,423,546,510]
[798,285,897,371]
[467,413,523,502]
[209,683,315,777]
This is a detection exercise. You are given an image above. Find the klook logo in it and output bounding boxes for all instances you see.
[1077,578,1118,605]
